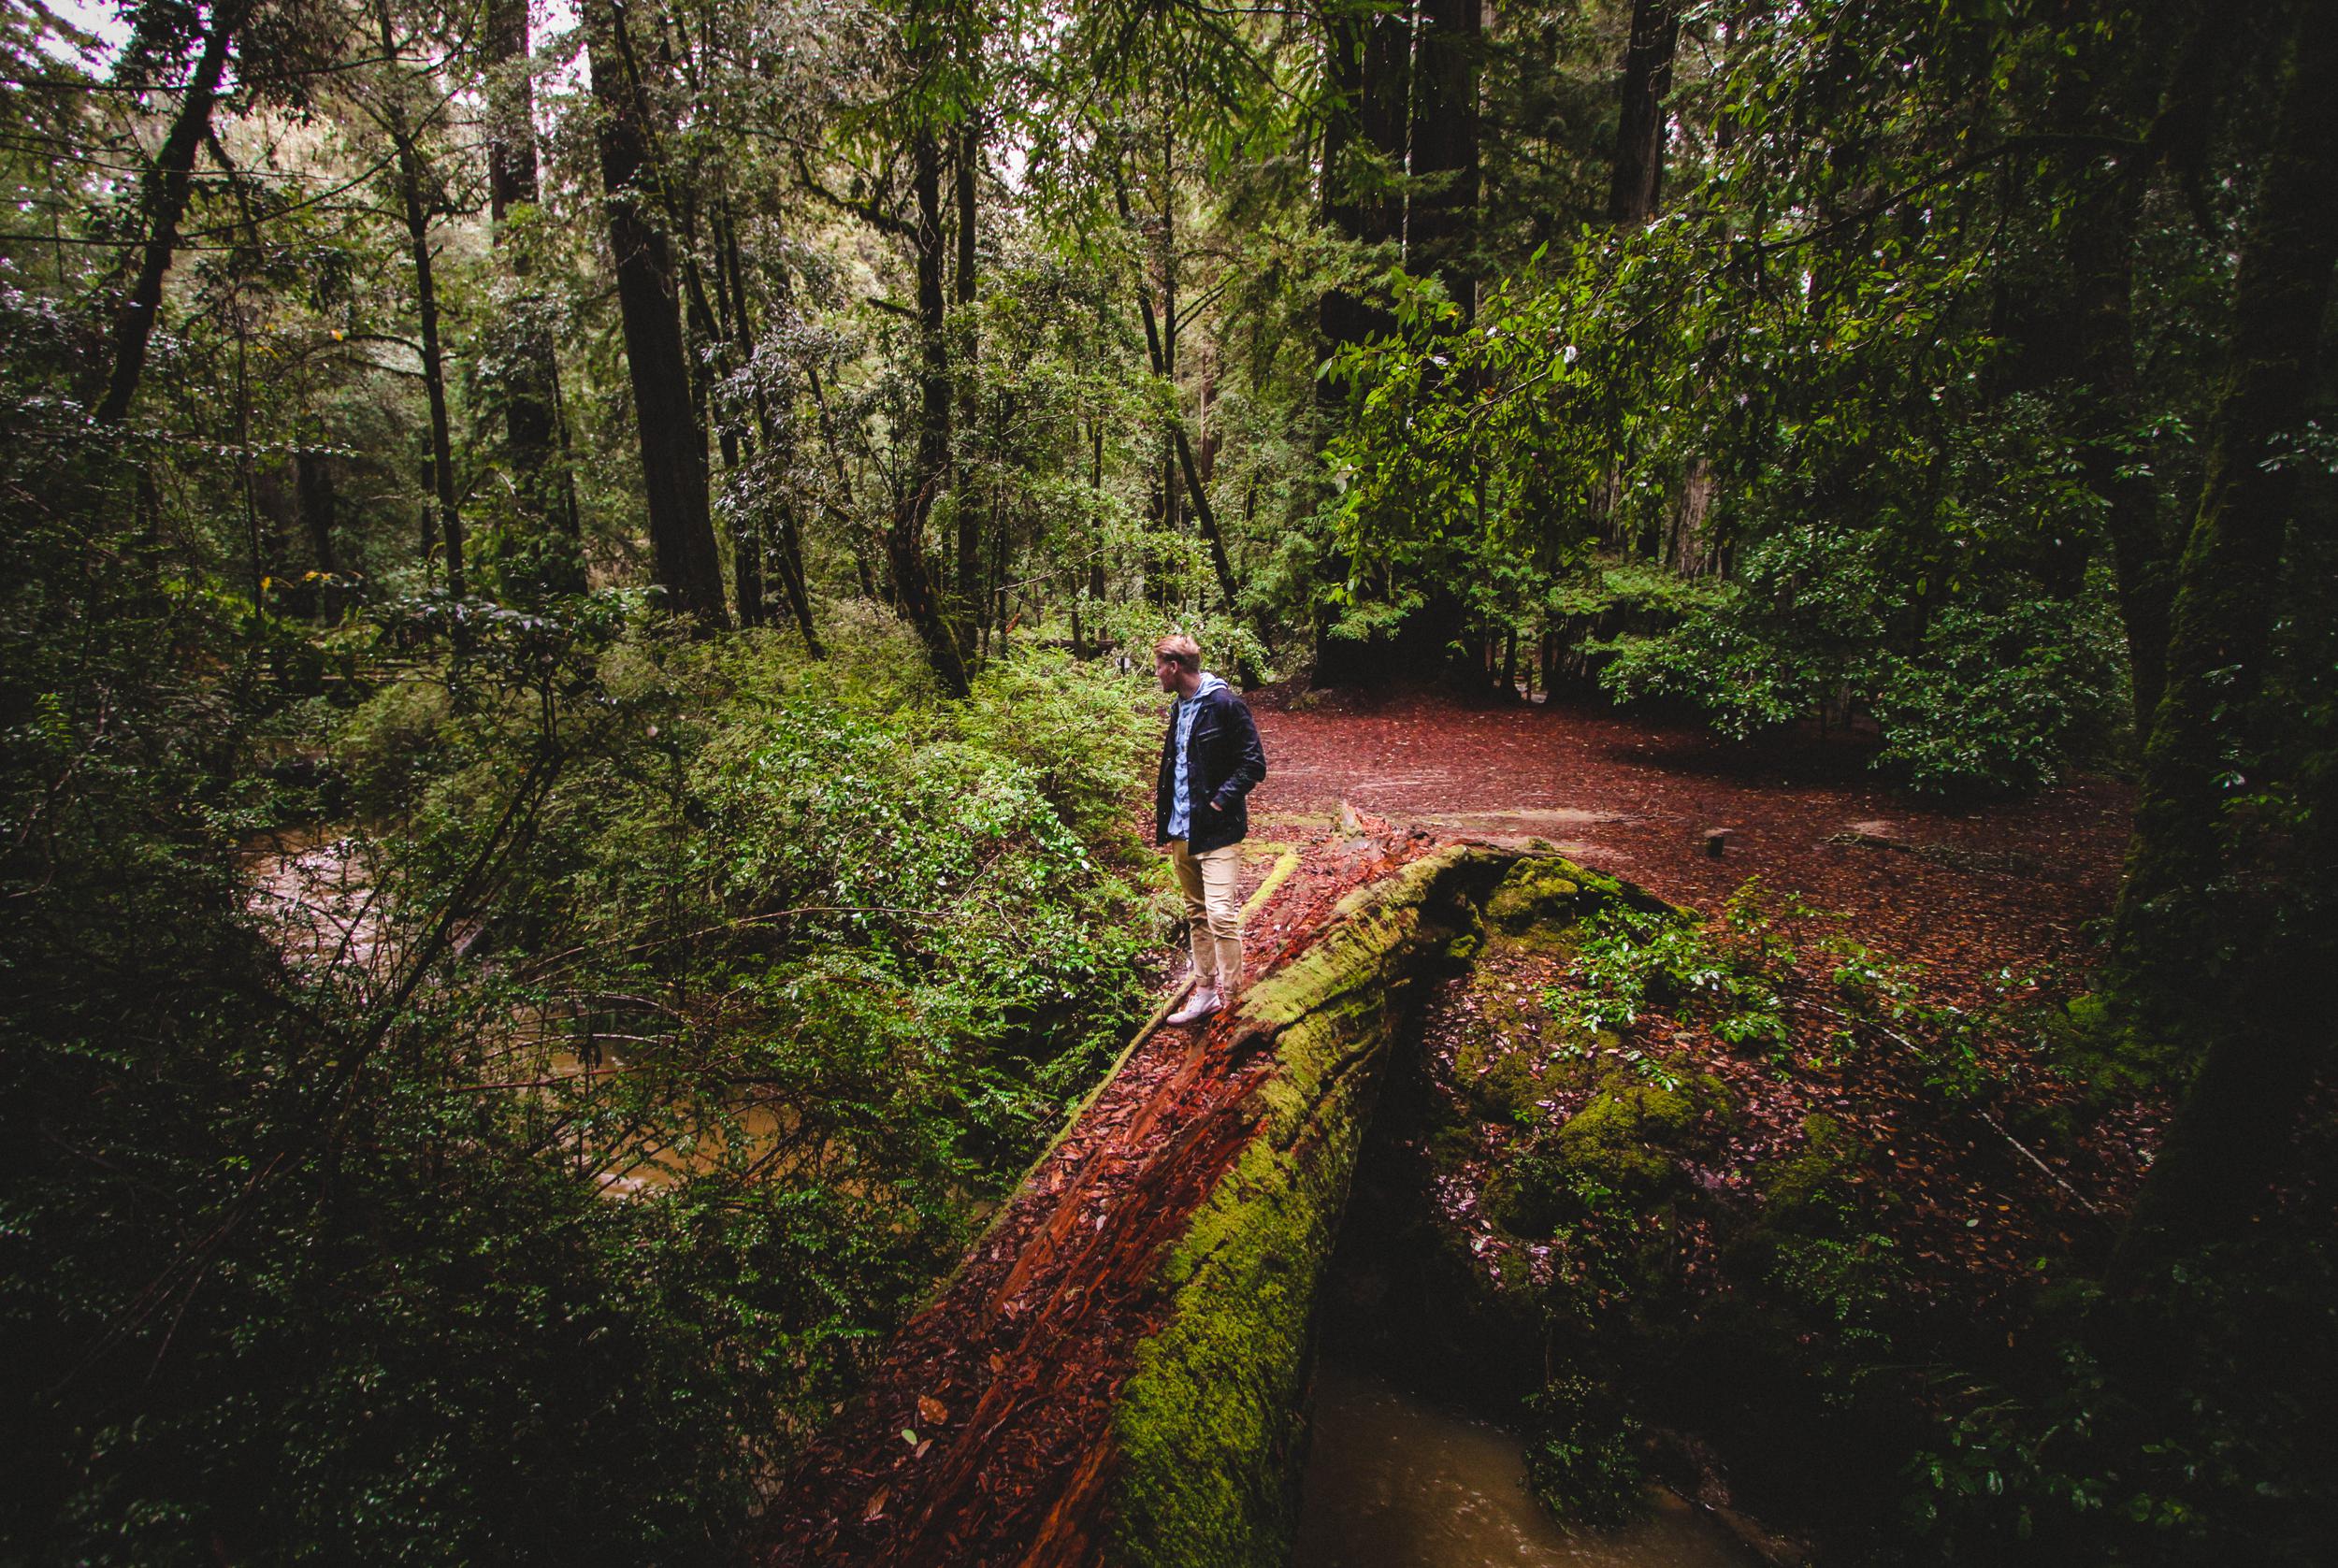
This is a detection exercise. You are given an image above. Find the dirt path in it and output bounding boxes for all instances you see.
[758,695,2138,1564]
[1251,691,2133,1001]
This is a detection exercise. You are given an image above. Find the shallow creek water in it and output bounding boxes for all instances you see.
[241,826,785,1195]
[1293,1360,1754,1568]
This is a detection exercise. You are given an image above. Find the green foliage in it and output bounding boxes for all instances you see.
[1902,1232,2338,1565]
[1546,883,1797,1063]
[1737,1115,1912,1367]
[1523,1375,1647,1529]
[1869,593,2131,793]
[952,651,1162,846]
[4,561,1157,1560]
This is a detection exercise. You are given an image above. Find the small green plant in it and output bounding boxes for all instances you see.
[1824,934,2000,1101]
[1544,882,1800,1066]
[1524,1374,1647,1527]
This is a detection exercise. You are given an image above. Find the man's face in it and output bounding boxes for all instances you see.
[1154,655,1182,693]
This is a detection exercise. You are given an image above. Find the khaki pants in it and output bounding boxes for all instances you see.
[1169,839,1244,996]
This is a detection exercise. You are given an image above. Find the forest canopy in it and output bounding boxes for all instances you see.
[2,0,2331,1561]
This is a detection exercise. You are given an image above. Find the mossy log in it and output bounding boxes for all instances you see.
[1106,846,1650,1568]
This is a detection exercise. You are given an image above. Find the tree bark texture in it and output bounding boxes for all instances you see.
[584,0,729,627]
[1408,0,1481,319]
[897,128,972,696]
[2108,6,2338,1281]
[1317,0,1408,380]
[94,0,250,425]
[484,0,583,583]
[1607,0,1679,225]
[952,120,984,653]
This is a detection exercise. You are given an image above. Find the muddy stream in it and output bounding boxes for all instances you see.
[1294,1359,1754,1568]
[241,827,783,1195]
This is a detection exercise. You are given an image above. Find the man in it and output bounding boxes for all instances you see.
[1153,634,1268,1026]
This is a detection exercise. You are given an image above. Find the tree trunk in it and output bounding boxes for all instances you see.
[296,448,338,579]
[952,120,984,655]
[722,207,822,653]
[1408,0,1481,319]
[1607,0,1679,225]
[895,127,972,696]
[2107,7,2338,1282]
[94,0,249,424]
[584,0,729,627]
[1312,1,1416,685]
[484,0,582,587]
[377,0,465,601]
[1317,0,1408,381]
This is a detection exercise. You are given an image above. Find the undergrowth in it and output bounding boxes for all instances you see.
[4,591,1162,1564]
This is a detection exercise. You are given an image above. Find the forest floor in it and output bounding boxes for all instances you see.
[1248,685,2135,1003]
[759,688,2148,1567]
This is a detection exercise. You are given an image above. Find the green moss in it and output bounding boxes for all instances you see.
[1105,846,1691,1567]
[1491,1072,1729,1236]
[1759,1112,1862,1225]
[1427,1118,1480,1168]
[1485,857,1586,934]
[1471,1048,1545,1124]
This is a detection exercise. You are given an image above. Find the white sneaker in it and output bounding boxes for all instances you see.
[1167,986,1220,1027]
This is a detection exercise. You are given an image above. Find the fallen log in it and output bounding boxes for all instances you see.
[1105,847,1665,1568]
[758,842,1663,1568]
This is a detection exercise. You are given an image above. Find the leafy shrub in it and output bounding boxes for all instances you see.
[1595,534,2129,793]
[946,651,1158,847]
[1871,594,2129,792]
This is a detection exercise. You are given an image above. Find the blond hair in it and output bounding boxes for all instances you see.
[1153,633,1202,673]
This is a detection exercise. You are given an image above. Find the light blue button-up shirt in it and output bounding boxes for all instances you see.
[1165,672,1226,841]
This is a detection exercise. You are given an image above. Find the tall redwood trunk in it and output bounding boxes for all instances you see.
[2107,8,2338,1283]
[584,0,729,627]
[1317,0,1408,377]
[894,128,971,696]
[1408,0,1481,318]
[484,0,583,585]
[1311,0,1417,685]
[1608,0,1679,225]
[94,0,250,424]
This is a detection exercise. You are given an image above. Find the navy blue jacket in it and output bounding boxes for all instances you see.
[1155,682,1268,856]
